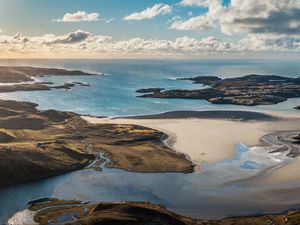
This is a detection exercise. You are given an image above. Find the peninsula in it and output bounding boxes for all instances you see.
[0,99,193,187]
[0,66,93,83]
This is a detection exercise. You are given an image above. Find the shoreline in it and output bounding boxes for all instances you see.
[0,99,195,188]
[118,110,278,121]
[84,109,300,164]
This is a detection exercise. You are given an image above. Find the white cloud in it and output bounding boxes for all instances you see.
[53,11,99,22]
[174,0,300,36]
[42,30,92,44]
[170,14,215,31]
[105,18,115,24]
[171,0,223,31]
[238,34,300,51]
[123,4,172,21]
[180,0,210,7]
[220,0,300,35]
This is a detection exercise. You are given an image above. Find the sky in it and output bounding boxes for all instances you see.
[0,0,299,58]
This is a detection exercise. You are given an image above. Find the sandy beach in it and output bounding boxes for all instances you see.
[83,117,264,163]
[83,114,300,164]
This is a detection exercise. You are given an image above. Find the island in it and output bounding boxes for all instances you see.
[137,74,300,106]
[0,67,95,93]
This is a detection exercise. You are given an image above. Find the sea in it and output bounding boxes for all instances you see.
[0,59,299,117]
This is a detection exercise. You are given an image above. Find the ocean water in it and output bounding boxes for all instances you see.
[0,59,299,117]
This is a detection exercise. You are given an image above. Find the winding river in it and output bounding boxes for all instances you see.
[2,131,300,224]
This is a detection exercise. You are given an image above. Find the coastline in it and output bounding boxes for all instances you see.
[84,110,300,164]
[118,110,278,121]
[0,99,196,187]
[0,66,299,224]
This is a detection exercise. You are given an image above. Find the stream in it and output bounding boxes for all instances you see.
[2,131,300,224]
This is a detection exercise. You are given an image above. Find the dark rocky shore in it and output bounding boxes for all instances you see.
[121,110,277,121]
[24,198,300,225]
[137,74,300,106]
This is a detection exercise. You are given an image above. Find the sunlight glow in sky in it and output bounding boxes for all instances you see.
[0,0,299,58]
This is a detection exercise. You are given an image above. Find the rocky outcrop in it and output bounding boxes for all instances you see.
[52,82,91,90]
[295,105,300,110]
[178,76,222,85]
[138,75,300,106]
[0,83,51,93]
[136,88,165,93]
[51,82,76,90]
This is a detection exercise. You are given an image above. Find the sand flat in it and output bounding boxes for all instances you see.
[84,114,300,165]
[83,116,276,164]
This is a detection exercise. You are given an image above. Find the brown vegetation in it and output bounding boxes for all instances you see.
[29,199,300,225]
[0,99,193,186]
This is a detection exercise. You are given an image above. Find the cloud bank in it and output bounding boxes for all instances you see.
[0,29,299,58]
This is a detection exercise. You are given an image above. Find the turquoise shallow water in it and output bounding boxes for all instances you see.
[0,59,299,116]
